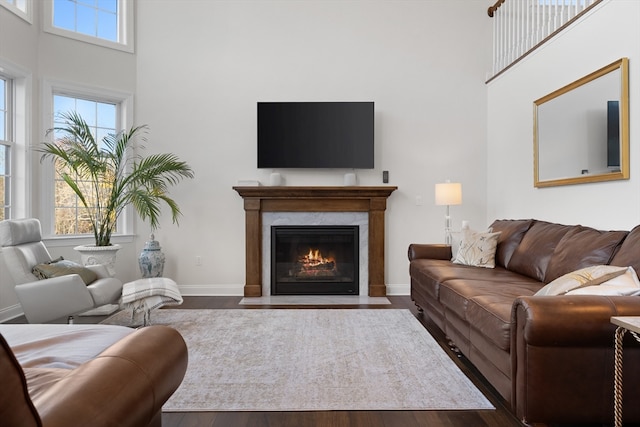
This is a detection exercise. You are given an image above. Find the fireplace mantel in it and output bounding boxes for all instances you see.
[233,186,397,297]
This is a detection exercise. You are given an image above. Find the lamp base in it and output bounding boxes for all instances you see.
[444,206,452,245]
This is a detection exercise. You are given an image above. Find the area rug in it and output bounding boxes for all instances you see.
[102,309,494,412]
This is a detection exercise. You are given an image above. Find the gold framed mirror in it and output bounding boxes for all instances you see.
[534,58,629,188]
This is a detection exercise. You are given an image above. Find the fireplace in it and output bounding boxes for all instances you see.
[271,226,359,295]
[232,186,397,297]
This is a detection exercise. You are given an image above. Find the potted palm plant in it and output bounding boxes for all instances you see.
[39,111,194,275]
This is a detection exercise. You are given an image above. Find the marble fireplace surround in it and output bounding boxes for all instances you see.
[263,212,367,296]
[233,186,397,297]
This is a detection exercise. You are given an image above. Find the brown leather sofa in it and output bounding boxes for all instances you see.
[409,219,640,426]
[0,324,188,427]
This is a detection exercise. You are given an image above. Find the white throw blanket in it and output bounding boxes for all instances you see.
[120,277,183,314]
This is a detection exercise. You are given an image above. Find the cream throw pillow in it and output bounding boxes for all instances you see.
[535,265,628,296]
[452,228,501,269]
[450,227,492,260]
[567,267,640,296]
[32,258,98,285]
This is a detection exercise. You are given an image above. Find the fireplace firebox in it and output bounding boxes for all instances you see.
[271,225,359,295]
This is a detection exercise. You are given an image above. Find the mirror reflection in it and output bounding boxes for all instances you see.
[534,58,629,187]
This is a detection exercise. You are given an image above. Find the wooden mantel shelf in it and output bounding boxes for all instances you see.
[233,186,397,199]
[233,186,397,297]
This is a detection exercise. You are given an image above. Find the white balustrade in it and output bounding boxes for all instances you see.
[488,0,600,78]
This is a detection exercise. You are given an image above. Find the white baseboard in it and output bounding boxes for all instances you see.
[178,284,244,296]
[0,304,24,323]
[385,283,410,296]
[177,283,410,297]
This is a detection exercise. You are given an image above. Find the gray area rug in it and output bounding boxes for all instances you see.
[103,309,494,412]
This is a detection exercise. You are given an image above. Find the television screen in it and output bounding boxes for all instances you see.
[257,102,374,169]
[607,100,620,168]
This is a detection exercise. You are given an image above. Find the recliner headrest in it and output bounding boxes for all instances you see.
[0,219,43,247]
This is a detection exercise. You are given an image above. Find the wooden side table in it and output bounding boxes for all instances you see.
[611,316,640,427]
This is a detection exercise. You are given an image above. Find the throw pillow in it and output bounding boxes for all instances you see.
[535,265,628,296]
[452,229,501,269]
[32,258,98,285]
[567,267,640,296]
[450,227,492,260]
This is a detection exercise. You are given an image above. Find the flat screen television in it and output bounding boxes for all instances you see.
[257,102,374,169]
[607,100,620,169]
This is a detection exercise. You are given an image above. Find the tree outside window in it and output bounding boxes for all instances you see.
[52,94,117,235]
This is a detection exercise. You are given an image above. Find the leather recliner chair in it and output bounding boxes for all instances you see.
[0,218,122,323]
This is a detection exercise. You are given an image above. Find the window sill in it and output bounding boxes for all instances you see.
[43,234,135,248]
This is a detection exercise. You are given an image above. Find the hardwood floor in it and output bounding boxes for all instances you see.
[158,296,525,427]
[6,296,634,426]
[5,295,523,426]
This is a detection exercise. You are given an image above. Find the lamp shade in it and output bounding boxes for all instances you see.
[435,182,462,206]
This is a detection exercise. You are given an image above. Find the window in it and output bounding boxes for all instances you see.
[0,62,29,222]
[0,0,32,23]
[0,76,11,220]
[41,81,133,242]
[51,94,117,235]
[1,0,26,11]
[43,0,134,53]
[53,0,117,42]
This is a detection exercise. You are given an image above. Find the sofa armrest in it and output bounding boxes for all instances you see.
[85,264,111,279]
[408,243,452,261]
[15,275,95,323]
[32,325,188,427]
[511,295,640,424]
[512,295,640,346]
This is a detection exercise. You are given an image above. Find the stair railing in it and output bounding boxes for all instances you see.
[487,0,602,81]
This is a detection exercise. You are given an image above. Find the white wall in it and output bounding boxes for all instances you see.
[135,0,492,295]
[487,0,640,230]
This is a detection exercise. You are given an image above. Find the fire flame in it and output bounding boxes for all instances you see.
[295,248,338,277]
[302,249,333,266]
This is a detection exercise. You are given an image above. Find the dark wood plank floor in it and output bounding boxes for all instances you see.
[157,296,525,427]
[8,296,631,426]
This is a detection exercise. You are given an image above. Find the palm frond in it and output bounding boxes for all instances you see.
[39,112,194,246]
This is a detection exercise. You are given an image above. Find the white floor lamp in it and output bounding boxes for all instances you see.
[435,181,462,245]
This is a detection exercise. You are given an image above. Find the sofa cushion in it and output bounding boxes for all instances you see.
[535,265,628,296]
[490,219,534,268]
[610,224,640,275]
[452,229,501,268]
[411,261,544,296]
[466,294,516,351]
[544,226,628,283]
[507,221,573,282]
[0,333,41,427]
[440,279,543,323]
[410,259,451,301]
